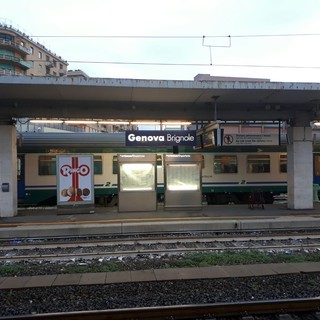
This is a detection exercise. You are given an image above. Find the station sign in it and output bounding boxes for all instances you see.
[222,134,279,146]
[125,130,196,147]
[56,155,94,206]
[195,127,223,149]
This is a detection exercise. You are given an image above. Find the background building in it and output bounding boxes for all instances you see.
[0,22,68,76]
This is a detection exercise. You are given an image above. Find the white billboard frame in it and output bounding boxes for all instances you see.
[56,154,94,207]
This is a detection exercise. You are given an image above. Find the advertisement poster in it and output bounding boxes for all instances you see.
[56,155,94,206]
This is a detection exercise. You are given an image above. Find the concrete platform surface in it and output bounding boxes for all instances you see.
[1,262,320,290]
[1,203,320,239]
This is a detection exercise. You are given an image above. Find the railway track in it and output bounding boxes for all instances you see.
[1,298,320,319]
[1,231,320,319]
[2,229,320,245]
[1,232,320,261]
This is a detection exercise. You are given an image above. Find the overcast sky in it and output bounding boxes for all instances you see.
[2,0,320,82]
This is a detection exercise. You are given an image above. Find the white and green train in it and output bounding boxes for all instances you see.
[17,132,315,206]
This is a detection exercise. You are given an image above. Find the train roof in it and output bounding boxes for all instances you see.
[18,132,126,148]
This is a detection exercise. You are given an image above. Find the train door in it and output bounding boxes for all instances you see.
[17,154,25,201]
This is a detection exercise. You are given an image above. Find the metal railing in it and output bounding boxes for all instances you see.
[0,54,32,69]
[0,69,22,76]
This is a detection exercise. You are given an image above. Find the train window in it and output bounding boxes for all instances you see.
[247,155,270,173]
[279,154,287,173]
[17,157,21,180]
[314,154,320,177]
[94,156,103,174]
[39,155,56,175]
[113,156,118,174]
[157,154,162,166]
[214,155,238,173]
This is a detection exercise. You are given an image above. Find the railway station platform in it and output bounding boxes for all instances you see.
[1,203,320,239]
[1,262,320,290]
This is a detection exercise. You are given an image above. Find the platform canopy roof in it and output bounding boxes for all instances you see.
[1,76,320,125]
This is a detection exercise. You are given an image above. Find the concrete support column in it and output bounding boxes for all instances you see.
[287,126,313,209]
[0,126,17,217]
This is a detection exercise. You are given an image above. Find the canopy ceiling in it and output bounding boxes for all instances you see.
[1,76,320,125]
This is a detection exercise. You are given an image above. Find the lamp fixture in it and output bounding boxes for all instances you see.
[30,119,63,124]
[28,119,192,126]
[130,121,161,125]
[64,120,97,124]
[130,121,192,125]
[162,121,192,125]
[98,121,130,125]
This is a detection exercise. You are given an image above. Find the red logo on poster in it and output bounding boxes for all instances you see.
[60,164,90,177]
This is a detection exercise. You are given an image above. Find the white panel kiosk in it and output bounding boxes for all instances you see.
[164,154,203,210]
[118,154,157,212]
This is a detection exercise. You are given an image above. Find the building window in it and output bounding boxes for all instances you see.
[38,51,42,59]
[0,33,13,42]
[53,60,57,67]
[247,155,270,173]
[30,47,34,55]
[214,155,238,173]
[38,64,42,73]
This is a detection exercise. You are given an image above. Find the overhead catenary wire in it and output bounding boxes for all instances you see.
[27,32,320,70]
[31,33,320,38]
[63,60,320,69]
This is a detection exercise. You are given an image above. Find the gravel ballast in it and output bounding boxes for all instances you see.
[1,273,320,317]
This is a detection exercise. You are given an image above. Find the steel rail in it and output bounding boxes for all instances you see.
[1,242,320,261]
[2,233,320,249]
[2,228,320,245]
[2,298,320,320]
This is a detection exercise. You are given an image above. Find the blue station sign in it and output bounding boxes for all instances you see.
[125,130,197,147]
